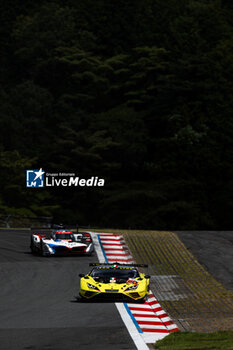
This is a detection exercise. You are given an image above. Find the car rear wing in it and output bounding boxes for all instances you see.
[89,263,148,267]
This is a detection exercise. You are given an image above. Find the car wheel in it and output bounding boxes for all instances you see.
[137,296,148,304]
[77,295,86,302]
[30,240,36,254]
[41,244,48,257]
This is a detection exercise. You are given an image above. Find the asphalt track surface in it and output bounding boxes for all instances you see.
[176,231,233,292]
[0,229,136,350]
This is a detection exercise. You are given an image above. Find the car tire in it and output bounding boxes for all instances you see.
[137,296,148,304]
[41,243,48,257]
[77,295,86,302]
[30,239,36,254]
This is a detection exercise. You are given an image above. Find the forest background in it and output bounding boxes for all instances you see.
[1,0,233,229]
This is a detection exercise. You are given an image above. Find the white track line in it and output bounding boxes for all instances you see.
[88,232,105,263]
[115,303,149,350]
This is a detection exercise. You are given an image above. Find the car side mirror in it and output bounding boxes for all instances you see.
[79,273,85,277]
[145,275,151,279]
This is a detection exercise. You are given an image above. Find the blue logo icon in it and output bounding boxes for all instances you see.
[26,169,45,187]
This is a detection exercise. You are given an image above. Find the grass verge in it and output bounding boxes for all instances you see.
[155,331,233,350]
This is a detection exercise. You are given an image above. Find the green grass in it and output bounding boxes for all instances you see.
[155,331,233,350]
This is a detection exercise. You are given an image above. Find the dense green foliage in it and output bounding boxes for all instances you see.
[155,331,233,349]
[1,0,233,228]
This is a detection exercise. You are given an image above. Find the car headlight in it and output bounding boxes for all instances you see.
[125,284,138,291]
[87,283,99,291]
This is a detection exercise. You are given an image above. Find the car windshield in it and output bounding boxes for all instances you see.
[56,234,73,240]
[90,267,139,279]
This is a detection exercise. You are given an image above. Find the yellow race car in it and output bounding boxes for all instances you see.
[79,263,150,302]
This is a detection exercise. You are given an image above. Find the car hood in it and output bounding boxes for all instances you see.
[87,276,141,288]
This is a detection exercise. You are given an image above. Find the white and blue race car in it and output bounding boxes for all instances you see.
[30,229,94,256]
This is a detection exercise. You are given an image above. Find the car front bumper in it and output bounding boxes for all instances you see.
[79,288,148,301]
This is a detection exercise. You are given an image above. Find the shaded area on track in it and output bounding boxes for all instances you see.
[123,230,233,333]
[0,229,136,350]
[0,327,132,350]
